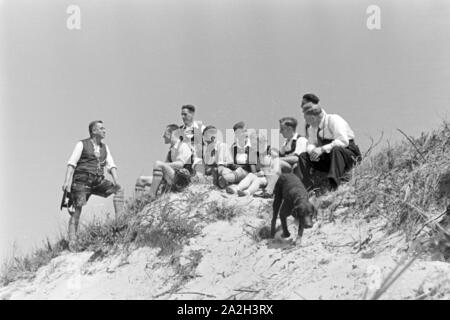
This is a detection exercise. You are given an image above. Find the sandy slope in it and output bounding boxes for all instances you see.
[1,185,449,300]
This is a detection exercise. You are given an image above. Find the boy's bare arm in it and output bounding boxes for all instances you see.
[168,160,185,170]
[280,155,299,165]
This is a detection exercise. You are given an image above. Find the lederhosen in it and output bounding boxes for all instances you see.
[164,144,193,192]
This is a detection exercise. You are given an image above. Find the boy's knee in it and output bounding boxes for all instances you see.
[114,185,124,195]
[154,160,165,168]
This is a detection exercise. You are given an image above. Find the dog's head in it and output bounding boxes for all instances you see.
[292,200,317,228]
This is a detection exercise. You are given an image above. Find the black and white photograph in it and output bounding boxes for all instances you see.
[0,0,449,302]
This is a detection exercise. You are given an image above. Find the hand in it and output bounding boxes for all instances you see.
[310,147,323,162]
[256,171,264,177]
[62,181,71,193]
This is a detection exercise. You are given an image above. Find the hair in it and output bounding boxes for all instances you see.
[303,105,323,116]
[203,125,217,135]
[233,121,246,132]
[181,104,196,113]
[88,120,103,137]
[302,93,320,105]
[279,117,298,130]
[166,124,180,135]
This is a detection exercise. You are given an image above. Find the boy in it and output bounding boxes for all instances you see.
[202,125,233,181]
[254,117,307,198]
[135,124,193,199]
[219,121,257,190]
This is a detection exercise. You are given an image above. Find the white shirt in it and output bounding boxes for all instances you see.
[67,141,116,172]
[166,140,193,165]
[180,120,205,143]
[181,120,205,164]
[306,110,355,153]
[280,132,308,156]
[204,141,233,166]
[232,140,252,165]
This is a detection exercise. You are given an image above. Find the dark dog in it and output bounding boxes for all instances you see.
[271,173,317,245]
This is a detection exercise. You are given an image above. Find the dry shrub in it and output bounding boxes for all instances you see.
[350,121,450,259]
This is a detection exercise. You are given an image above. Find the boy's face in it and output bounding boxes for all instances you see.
[235,128,247,144]
[248,130,258,147]
[301,98,308,107]
[304,114,320,127]
[258,134,268,152]
[181,108,194,125]
[163,128,173,144]
[203,129,217,144]
[280,124,293,139]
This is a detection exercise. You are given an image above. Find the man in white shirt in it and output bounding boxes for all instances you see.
[135,124,193,199]
[301,93,320,136]
[62,120,124,251]
[297,105,362,191]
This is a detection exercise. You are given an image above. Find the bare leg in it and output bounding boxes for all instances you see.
[246,177,266,195]
[264,158,282,195]
[279,159,293,173]
[68,206,82,251]
[149,162,175,198]
[237,173,256,191]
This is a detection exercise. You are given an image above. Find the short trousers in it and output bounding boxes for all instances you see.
[221,166,249,183]
[68,171,120,208]
[162,167,192,192]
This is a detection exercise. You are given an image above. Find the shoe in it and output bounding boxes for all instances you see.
[217,176,228,189]
[253,190,273,199]
[237,190,248,197]
[226,185,238,194]
[340,171,352,183]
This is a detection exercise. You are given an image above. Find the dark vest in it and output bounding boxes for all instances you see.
[280,135,299,156]
[232,144,252,172]
[74,138,107,176]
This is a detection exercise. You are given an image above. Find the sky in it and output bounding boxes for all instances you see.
[1,0,450,261]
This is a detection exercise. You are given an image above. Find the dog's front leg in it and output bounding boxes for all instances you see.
[295,224,304,246]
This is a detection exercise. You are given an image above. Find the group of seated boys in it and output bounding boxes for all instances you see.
[135,93,362,201]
